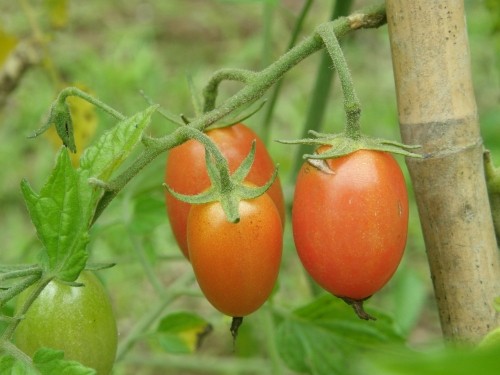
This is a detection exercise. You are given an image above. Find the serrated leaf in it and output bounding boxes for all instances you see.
[79,105,157,181]
[21,149,89,281]
[155,312,212,354]
[276,294,403,375]
[34,348,96,375]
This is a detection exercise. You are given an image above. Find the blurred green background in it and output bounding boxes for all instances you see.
[0,1,498,374]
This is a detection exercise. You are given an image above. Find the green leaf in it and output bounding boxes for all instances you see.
[20,149,89,282]
[33,348,96,375]
[0,348,96,375]
[0,354,33,375]
[79,105,157,181]
[276,294,403,375]
[356,346,500,375]
[155,312,212,354]
[130,194,167,235]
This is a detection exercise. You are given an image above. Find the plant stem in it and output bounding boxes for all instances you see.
[2,275,52,340]
[261,0,314,144]
[0,339,35,370]
[203,69,257,113]
[290,0,354,181]
[0,266,42,282]
[58,87,126,121]
[316,23,361,140]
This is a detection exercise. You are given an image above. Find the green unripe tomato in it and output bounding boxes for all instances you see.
[14,271,117,375]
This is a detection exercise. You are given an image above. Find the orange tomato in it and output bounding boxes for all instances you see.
[165,123,285,259]
[292,149,408,300]
[187,192,283,317]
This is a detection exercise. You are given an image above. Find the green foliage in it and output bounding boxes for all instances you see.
[1,1,498,374]
[19,105,157,282]
[0,348,96,375]
[154,312,212,354]
[276,294,403,375]
[356,346,500,375]
[20,150,89,282]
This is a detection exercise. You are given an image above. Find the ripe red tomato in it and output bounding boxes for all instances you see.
[187,191,283,317]
[14,271,117,375]
[165,123,285,259]
[292,148,408,300]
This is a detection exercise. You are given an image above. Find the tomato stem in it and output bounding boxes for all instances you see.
[230,316,244,346]
[316,23,361,140]
[0,339,35,370]
[340,296,376,321]
[203,69,257,113]
[1,276,53,341]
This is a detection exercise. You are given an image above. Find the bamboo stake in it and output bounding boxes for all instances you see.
[385,0,500,343]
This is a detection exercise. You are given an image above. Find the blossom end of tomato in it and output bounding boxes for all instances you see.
[230,316,244,346]
[340,296,376,321]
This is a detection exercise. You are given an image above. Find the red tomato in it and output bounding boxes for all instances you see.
[292,148,408,300]
[165,123,285,259]
[187,192,283,317]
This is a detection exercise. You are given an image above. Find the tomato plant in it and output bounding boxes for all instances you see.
[187,190,283,318]
[14,271,117,375]
[165,123,285,259]
[292,148,408,316]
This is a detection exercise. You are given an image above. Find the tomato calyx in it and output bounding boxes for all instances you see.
[163,126,278,223]
[340,296,376,321]
[279,130,422,163]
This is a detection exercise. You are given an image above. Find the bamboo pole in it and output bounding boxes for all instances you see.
[385,0,500,343]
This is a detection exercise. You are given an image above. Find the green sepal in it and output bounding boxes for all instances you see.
[278,130,422,160]
[27,99,76,153]
[52,100,76,153]
[163,128,278,223]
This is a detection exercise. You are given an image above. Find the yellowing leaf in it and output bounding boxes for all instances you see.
[0,28,19,67]
[156,312,212,354]
[45,84,98,167]
[44,0,69,29]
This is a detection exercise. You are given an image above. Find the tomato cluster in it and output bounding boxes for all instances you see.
[165,123,284,319]
[165,124,409,321]
[165,123,285,260]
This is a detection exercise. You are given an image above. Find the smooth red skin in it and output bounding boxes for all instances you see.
[292,149,409,300]
[187,193,283,317]
[165,123,285,259]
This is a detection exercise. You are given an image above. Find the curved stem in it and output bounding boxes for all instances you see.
[176,126,232,188]
[203,69,257,113]
[316,23,361,139]
[290,0,354,181]
[58,87,126,121]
